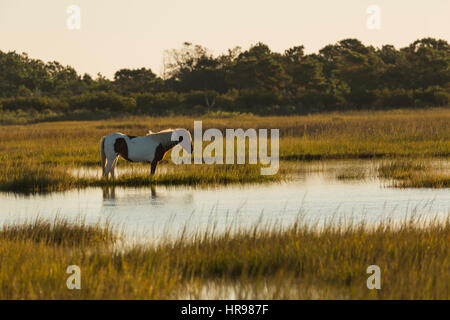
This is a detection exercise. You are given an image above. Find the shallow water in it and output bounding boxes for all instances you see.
[0,160,449,242]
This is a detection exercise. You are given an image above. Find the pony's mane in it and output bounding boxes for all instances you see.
[146,128,175,135]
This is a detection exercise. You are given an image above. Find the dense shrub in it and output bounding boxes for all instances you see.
[68,92,136,113]
[0,96,68,112]
[374,89,415,108]
[136,92,181,115]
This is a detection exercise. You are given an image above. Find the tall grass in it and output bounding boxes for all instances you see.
[0,108,449,192]
[378,159,450,188]
[0,216,118,246]
[1,108,449,167]
[0,215,448,299]
[0,162,284,193]
[0,161,77,193]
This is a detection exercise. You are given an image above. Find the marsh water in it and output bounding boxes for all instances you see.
[0,160,449,242]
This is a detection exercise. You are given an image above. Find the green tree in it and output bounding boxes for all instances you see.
[113,68,163,94]
[229,42,290,93]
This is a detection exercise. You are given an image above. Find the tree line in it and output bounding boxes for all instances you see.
[0,37,449,120]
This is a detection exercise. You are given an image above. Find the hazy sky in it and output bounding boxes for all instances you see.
[1,0,449,79]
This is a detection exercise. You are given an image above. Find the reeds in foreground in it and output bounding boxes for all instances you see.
[0,214,448,299]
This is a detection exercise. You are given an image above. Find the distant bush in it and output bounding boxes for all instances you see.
[414,86,450,106]
[0,96,68,112]
[293,88,339,113]
[136,92,181,115]
[203,110,253,118]
[215,89,238,111]
[234,90,282,112]
[374,89,415,108]
[68,92,136,113]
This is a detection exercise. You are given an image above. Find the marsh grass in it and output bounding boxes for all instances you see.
[1,108,449,192]
[1,108,449,167]
[0,162,77,193]
[335,167,367,180]
[379,159,450,188]
[378,160,427,180]
[0,214,448,299]
[0,161,285,193]
[0,216,118,246]
[395,174,450,188]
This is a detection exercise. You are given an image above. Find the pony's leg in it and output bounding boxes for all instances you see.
[100,137,107,177]
[110,157,119,179]
[150,160,157,176]
[104,154,117,180]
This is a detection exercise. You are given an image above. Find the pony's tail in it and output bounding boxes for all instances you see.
[100,136,107,177]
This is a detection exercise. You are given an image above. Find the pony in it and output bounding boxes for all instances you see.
[100,128,193,179]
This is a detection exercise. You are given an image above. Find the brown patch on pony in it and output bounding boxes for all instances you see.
[155,143,167,162]
[150,143,167,175]
[114,138,133,162]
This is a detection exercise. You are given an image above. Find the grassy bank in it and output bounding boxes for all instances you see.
[0,215,448,299]
[0,162,284,193]
[0,108,449,192]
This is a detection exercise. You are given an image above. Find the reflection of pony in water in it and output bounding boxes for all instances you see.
[102,185,157,200]
[100,129,193,179]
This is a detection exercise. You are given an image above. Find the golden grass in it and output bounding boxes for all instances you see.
[2,108,449,165]
[0,217,118,247]
[0,215,448,299]
[335,167,367,180]
[396,175,450,188]
[0,162,285,193]
[0,108,449,192]
[378,159,450,188]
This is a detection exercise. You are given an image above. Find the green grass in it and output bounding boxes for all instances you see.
[0,215,448,299]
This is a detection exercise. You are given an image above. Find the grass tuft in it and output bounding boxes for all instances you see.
[378,159,450,188]
[0,216,118,247]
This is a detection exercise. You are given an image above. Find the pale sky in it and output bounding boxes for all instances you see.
[1,0,449,79]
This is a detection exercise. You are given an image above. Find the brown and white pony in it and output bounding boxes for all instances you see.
[100,129,193,179]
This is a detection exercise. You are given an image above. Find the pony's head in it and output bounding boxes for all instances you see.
[152,128,193,154]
